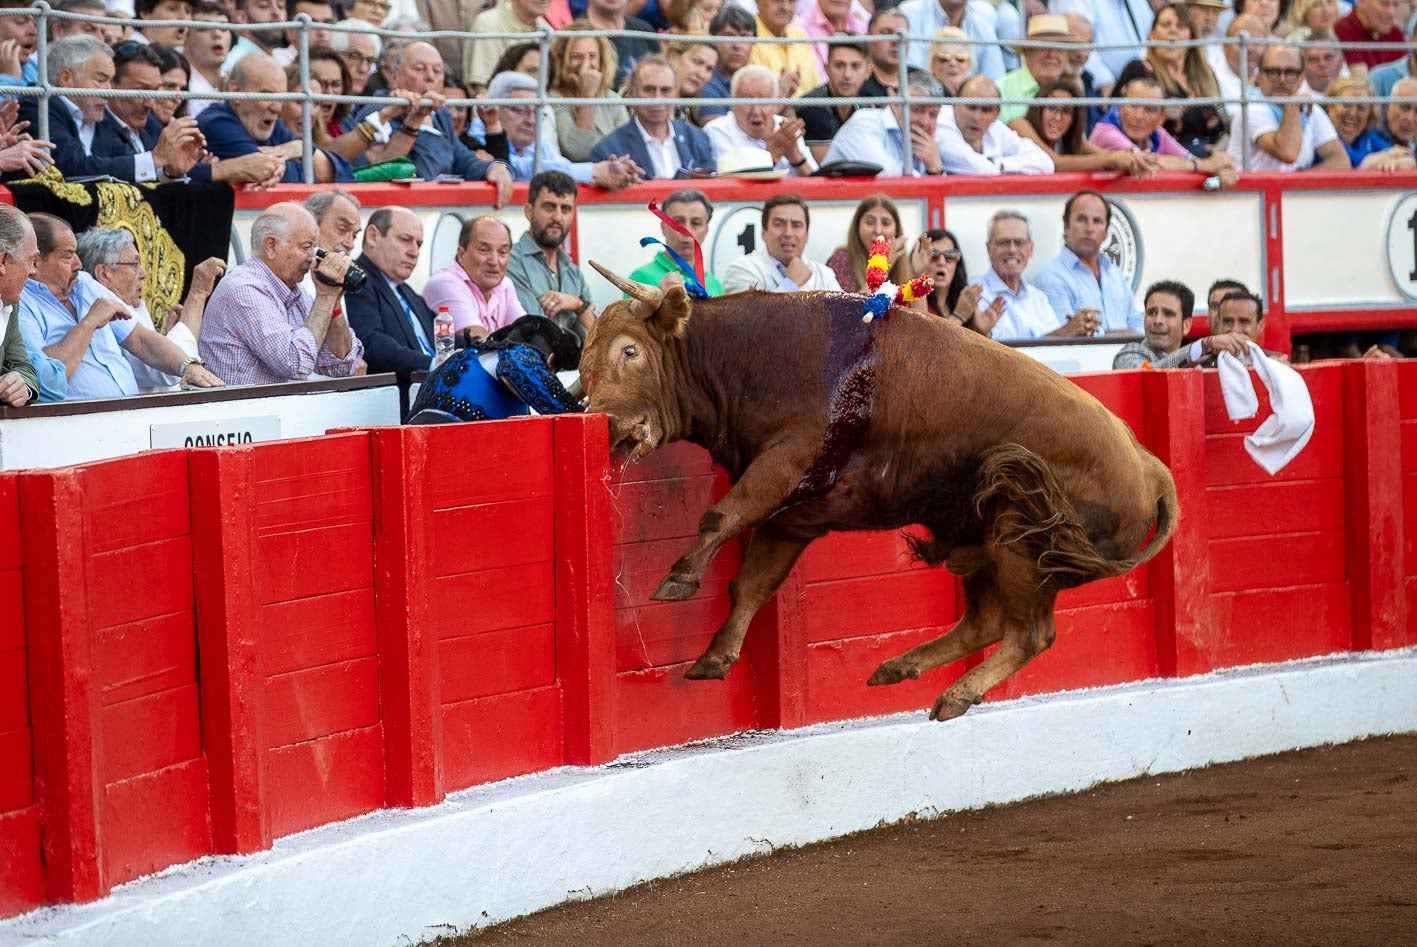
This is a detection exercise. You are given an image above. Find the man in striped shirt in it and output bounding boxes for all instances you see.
[199,203,364,386]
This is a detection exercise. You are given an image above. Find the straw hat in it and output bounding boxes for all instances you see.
[716,146,787,180]
[1017,13,1072,54]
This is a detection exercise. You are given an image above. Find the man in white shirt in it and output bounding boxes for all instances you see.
[1227,45,1351,172]
[822,71,946,176]
[965,210,1084,340]
[1215,14,1269,107]
[937,75,1055,175]
[704,65,818,175]
[721,194,842,293]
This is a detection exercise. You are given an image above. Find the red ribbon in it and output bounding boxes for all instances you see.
[647,199,707,294]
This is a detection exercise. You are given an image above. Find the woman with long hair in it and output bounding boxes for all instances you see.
[549,21,629,161]
[827,194,929,296]
[921,228,968,320]
[1287,0,1341,40]
[1012,77,1159,175]
[1110,3,1228,156]
[148,44,190,124]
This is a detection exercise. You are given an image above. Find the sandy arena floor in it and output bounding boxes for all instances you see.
[430,734,1417,946]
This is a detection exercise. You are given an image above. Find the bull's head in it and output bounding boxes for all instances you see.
[581,262,693,463]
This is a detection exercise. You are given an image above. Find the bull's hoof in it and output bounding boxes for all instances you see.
[651,574,700,602]
[928,692,977,722]
[867,658,921,687]
[685,653,736,680]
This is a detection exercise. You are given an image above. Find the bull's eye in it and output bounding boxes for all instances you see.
[623,345,638,359]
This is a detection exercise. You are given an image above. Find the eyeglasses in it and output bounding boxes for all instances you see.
[340,51,375,67]
[106,260,143,268]
[930,248,962,262]
[1260,66,1303,81]
[359,0,392,10]
[932,53,970,65]
[502,104,536,117]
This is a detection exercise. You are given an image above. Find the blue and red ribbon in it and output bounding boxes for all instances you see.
[640,199,710,299]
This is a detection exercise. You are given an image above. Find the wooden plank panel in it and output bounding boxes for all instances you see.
[1073,371,1145,436]
[1183,583,1352,673]
[611,476,724,545]
[799,529,927,584]
[432,498,554,576]
[100,684,201,783]
[804,631,966,724]
[612,545,735,605]
[426,418,554,508]
[1398,361,1417,419]
[1057,569,1149,610]
[991,600,1160,701]
[264,725,386,839]
[1405,578,1417,648]
[82,453,190,554]
[94,611,195,707]
[431,561,556,638]
[89,537,194,631]
[1406,529,1417,578]
[803,570,957,643]
[616,595,733,671]
[255,522,374,606]
[441,687,563,791]
[1204,425,1343,487]
[101,759,212,888]
[1208,530,1346,593]
[1400,420,1417,471]
[263,657,380,749]
[260,588,376,677]
[439,624,556,703]
[610,440,720,484]
[0,571,21,652]
[250,435,372,534]
[0,807,44,917]
[1203,364,1342,433]
[1405,470,1417,524]
[0,474,18,571]
[0,728,32,813]
[0,651,24,733]
[1207,479,1345,541]
[613,663,759,755]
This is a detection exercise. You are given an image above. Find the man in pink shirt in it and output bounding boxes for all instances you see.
[798,0,869,81]
[422,216,526,336]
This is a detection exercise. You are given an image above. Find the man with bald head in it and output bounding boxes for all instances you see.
[198,52,352,183]
[200,202,363,385]
[423,216,525,338]
[937,75,1054,174]
[351,41,513,201]
[1228,45,1350,172]
[345,207,443,383]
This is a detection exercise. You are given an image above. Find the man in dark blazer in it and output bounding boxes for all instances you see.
[589,56,715,178]
[20,36,203,183]
[344,206,439,387]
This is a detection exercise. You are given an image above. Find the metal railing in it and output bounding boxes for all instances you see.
[2,3,1415,181]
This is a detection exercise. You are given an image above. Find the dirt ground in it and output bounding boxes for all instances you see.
[431,735,1417,947]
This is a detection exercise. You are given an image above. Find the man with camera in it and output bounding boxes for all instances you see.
[200,202,365,386]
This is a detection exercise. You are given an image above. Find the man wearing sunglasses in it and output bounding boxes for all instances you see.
[1226,45,1350,172]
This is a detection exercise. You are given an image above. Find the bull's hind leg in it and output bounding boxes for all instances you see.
[685,527,811,680]
[866,566,1005,686]
[653,444,816,602]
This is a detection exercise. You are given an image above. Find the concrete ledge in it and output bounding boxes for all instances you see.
[5,650,1416,947]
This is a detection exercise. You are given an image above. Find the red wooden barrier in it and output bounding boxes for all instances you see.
[0,472,42,917]
[19,452,211,903]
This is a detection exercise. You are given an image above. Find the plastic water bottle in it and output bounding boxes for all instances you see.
[433,305,454,366]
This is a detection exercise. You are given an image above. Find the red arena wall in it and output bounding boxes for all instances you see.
[4,362,1417,915]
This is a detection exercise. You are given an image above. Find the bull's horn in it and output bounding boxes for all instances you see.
[590,260,663,307]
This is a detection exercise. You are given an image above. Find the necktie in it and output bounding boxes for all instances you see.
[396,285,434,356]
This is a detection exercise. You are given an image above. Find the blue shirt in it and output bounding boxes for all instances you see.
[198,101,353,184]
[1370,56,1412,98]
[12,306,67,402]
[698,70,732,121]
[0,57,39,88]
[504,137,593,185]
[1344,127,1392,165]
[822,108,921,177]
[19,273,138,401]
[1033,247,1140,334]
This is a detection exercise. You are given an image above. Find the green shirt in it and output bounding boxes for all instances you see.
[628,252,724,298]
[997,66,1039,125]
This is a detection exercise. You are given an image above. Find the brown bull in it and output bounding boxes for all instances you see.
[581,265,1177,720]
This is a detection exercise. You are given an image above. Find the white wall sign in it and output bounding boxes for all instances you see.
[1385,192,1417,302]
[150,415,282,449]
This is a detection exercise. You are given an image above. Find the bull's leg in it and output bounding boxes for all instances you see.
[685,527,812,680]
[866,568,1005,686]
[652,445,815,602]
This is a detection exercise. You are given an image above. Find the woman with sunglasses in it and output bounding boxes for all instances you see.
[922,229,969,321]
[1325,76,1414,170]
[1012,76,1160,175]
[928,27,972,95]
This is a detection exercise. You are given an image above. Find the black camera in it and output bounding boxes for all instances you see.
[312,248,367,293]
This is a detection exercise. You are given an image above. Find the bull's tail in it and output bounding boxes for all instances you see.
[973,444,1178,588]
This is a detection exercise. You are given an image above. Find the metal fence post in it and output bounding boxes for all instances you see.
[897,29,910,164]
[35,1,50,145]
[298,13,313,184]
[534,27,549,176]
[1238,34,1250,172]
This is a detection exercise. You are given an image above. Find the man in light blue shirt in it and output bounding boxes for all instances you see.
[898,0,1005,79]
[1370,24,1416,97]
[1033,190,1141,334]
[823,72,947,176]
[18,215,223,401]
[1053,0,1153,86]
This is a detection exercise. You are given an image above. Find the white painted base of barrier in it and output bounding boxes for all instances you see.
[4,649,1415,947]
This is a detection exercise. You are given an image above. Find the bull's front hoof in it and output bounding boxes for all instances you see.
[685,653,735,680]
[651,574,700,602]
[867,658,921,687]
[928,693,977,722]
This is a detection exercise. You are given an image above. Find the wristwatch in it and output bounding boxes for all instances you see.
[178,355,203,376]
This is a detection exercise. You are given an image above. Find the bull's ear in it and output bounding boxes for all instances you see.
[648,282,691,338]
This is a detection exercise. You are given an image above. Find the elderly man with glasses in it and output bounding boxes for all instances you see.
[1227,45,1351,172]
[331,20,381,94]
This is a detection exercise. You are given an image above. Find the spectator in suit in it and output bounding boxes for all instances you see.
[590,57,715,178]
[423,216,527,336]
[109,42,286,186]
[345,206,439,383]
[200,202,364,385]
[199,51,353,183]
[20,36,205,183]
